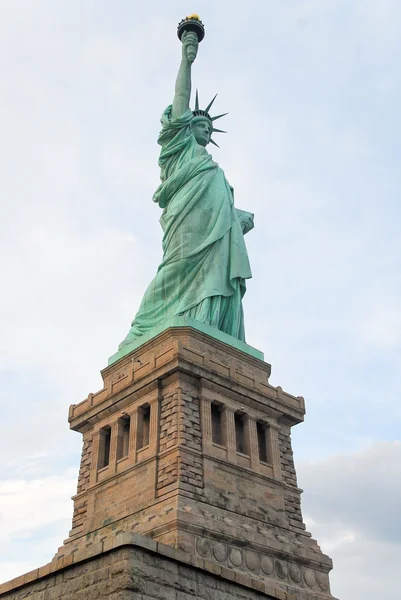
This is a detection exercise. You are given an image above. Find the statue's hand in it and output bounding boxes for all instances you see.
[182,30,199,64]
[235,208,254,235]
[241,215,254,235]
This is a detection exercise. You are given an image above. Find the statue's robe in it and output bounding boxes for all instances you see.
[119,106,252,348]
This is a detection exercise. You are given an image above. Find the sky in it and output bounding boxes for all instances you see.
[0,1,400,598]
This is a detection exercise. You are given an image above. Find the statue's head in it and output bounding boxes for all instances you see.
[192,90,227,148]
[192,116,212,147]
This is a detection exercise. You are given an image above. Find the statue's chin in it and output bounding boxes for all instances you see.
[194,135,209,147]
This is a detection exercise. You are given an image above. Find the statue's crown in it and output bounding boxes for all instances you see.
[192,90,228,147]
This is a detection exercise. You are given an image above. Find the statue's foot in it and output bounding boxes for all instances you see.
[118,329,142,350]
[118,337,133,351]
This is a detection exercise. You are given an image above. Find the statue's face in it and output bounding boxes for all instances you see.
[192,118,212,147]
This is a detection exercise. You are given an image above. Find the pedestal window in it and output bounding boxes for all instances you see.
[117,415,131,460]
[137,404,150,449]
[211,402,225,446]
[257,421,270,463]
[97,426,111,469]
[234,412,249,455]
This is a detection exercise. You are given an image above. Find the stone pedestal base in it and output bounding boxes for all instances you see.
[0,533,337,600]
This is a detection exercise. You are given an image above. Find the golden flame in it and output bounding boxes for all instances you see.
[186,14,200,20]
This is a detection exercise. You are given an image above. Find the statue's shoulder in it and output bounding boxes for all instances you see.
[158,106,195,149]
[160,105,193,129]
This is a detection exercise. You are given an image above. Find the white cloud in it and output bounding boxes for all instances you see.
[0,472,77,583]
[0,474,76,539]
[298,442,401,599]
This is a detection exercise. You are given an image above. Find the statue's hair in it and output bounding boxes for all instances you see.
[192,90,227,147]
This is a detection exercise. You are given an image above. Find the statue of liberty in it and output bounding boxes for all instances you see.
[119,16,254,351]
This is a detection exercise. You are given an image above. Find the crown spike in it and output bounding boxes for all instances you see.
[211,112,228,121]
[209,138,220,148]
[195,89,199,111]
[205,93,218,114]
[212,128,227,134]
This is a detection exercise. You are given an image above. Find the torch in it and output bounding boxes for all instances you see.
[177,14,205,63]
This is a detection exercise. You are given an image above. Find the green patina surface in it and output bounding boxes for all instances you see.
[109,317,263,365]
[116,20,256,360]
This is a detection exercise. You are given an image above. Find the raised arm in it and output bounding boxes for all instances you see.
[171,31,199,120]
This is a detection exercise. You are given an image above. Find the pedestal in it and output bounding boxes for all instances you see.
[0,325,336,600]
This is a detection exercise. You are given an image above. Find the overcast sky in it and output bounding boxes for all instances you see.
[0,2,400,598]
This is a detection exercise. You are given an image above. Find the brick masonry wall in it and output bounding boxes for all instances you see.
[278,427,305,532]
[178,453,203,493]
[179,388,202,451]
[178,388,204,495]
[278,427,298,489]
[70,433,92,537]
[159,391,179,453]
[157,386,204,495]
[157,454,179,490]
[283,494,305,532]
[157,390,179,492]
